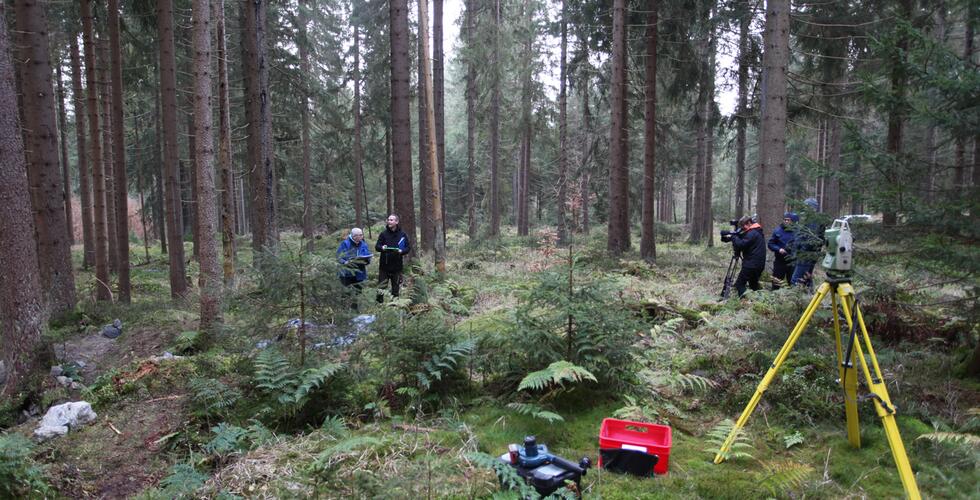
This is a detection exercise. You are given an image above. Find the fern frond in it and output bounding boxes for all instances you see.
[916,432,980,448]
[291,362,343,402]
[415,340,475,391]
[507,402,565,423]
[311,436,384,472]
[254,349,293,393]
[466,451,539,498]
[518,361,597,392]
[204,423,248,455]
[645,371,716,393]
[757,460,813,497]
[188,378,241,416]
[704,419,755,461]
[784,431,805,449]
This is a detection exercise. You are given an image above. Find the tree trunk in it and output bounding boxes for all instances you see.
[703,30,716,248]
[0,1,45,399]
[187,112,199,260]
[216,0,235,287]
[824,118,842,217]
[417,0,447,272]
[385,126,393,216]
[690,63,707,244]
[418,24,434,254]
[639,0,657,261]
[157,0,188,297]
[556,0,570,245]
[244,0,278,256]
[70,38,95,269]
[353,21,365,229]
[607,0,629,254]
[109,0,130,302]
[734,7,749,217]
[580,82,592,235]
[882,0,912,226]
[433,0,446,240]
[465,0,478,240]
[755,0,790,234]
[488,0,501,238]
[99,37,119,276]
[154,69,167,255]
[390,0,416,245]
[298,0,314,249]
[15,0,77,314]
[82,0,111,301]
[518,0,532,237]
[56,58,74,245]
[192,0,221,334]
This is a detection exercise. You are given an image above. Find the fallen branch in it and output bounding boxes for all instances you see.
[106,418,122,435]
[143,394,186,404]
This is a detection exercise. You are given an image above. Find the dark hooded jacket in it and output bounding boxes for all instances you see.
[375,226,411,272]
[768,212,799,263]
[732,223,766,270]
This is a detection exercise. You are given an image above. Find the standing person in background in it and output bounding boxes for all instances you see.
[337,228,372,310]
[768,212,798,290]
[791,198,826,290]
[375,214,411,302]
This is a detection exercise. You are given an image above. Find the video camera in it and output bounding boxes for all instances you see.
[719,219,741,243]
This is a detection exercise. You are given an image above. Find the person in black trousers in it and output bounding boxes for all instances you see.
[727,216,766,297]
[375,214,411,302]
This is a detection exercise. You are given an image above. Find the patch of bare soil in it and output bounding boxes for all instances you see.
[54,326,182,382]
[44,396,188,499]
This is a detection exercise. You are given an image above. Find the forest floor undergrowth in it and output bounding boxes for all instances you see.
[5,223,979,499]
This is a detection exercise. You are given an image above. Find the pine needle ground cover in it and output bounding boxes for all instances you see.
[4,229,978,498]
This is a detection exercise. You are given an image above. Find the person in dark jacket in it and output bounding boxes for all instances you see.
[337,228,372,310]
[728,216,766,297]
[791,198,825,290]
[375,214,411,301]
[768,212,798,290]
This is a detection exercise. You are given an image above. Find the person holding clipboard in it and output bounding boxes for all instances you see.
[337,227,372,310]
[375,214,411,302]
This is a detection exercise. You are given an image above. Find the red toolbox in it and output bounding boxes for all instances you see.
[598,418,672,475]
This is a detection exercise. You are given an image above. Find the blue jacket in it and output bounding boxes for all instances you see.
[337,236,372,282]
[768,213,799,263]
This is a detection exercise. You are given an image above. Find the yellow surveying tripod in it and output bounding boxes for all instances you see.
[713,220,921,499]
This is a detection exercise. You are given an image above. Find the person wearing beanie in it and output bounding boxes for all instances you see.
[768,212,799,290]
[791,198,826,289]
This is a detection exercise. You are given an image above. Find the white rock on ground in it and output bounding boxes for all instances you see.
[33,401,97,442]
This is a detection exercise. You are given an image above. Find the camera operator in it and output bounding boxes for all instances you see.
[721,216,766,297]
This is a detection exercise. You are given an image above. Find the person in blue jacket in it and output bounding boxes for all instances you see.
[337,228,372,309]
[768,212,798,290]
[791,198,826,290]
[725,215,766,297]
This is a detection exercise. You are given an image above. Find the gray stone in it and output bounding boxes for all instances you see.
[101,319,123,339]
[56,376,72,387]
[69,382,83,391]
[75,360,87,369]
[50,365,64,377]
[33,401,97,442]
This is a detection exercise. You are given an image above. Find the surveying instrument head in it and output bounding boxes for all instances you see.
[712,218,922,499]
[821,219,853,282]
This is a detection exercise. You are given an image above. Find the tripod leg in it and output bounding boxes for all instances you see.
[714,282,832,464]
[839,286,921,500]
[832,291,861,448]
